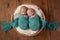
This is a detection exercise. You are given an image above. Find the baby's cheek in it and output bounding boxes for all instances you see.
[28,13,32,16]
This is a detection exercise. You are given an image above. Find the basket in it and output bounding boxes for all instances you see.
[11,4,45,36]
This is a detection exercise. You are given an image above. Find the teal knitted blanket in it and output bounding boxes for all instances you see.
[1,14,58,32]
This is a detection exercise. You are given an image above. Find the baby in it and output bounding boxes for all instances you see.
[27,8,41,31]
[18,6,28,30]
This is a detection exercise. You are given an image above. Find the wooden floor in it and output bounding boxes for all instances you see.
[0,0,60,40]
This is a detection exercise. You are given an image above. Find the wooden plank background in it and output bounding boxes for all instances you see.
[0,0,60,40]
[48,0,60,40]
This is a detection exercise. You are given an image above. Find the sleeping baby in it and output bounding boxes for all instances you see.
[10,6,29,30]
[27,8,41,31]
[18,6,28,30]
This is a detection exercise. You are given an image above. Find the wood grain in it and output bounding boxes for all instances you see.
[48,0,60,40]
[0,0,59,40]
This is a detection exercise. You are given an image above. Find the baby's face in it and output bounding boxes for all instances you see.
[27,9,35,17]
[20,6,27,15]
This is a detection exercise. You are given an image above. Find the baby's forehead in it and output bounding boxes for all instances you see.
[21,6,28,9]
[28,8,35,12]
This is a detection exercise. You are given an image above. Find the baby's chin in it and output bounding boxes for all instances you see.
[28,14,34,17]
[21,13,27,15]
[28,15,33,17]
